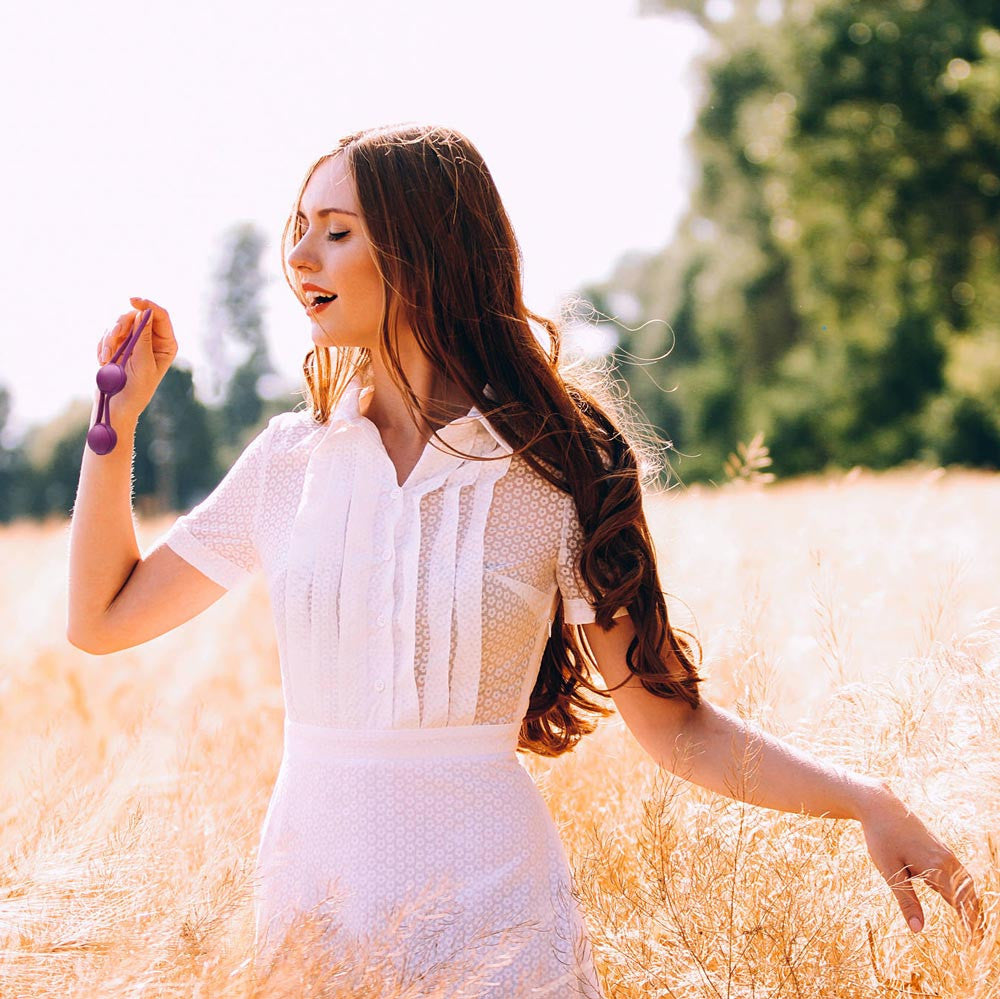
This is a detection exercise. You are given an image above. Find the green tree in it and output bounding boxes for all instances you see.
[134,365,218,515]
[587,0,1000,481]
[203,222,277,446]
[0,384,37,523]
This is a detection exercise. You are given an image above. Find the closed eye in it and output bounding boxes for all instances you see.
[328,230,349,241]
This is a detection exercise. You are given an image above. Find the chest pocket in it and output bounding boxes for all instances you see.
[483,557,554,618]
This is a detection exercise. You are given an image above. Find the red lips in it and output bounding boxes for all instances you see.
[302,282,337,314]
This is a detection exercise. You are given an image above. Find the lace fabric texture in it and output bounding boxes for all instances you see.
[155,374,626,730]
[151,373,618,995]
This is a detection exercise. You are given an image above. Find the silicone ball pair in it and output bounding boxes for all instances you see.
[87,309,152,455]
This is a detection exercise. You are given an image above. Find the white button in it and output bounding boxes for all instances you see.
[376,680,385,692]
[382,549,392,561]
[377,613,387,627]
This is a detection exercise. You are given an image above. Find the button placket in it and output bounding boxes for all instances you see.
[373,487,402,705]
[377,489,401,628]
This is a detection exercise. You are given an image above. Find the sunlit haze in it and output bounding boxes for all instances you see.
[0,0,707,444]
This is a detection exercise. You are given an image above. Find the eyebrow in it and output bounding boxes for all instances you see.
[296,206,358,219]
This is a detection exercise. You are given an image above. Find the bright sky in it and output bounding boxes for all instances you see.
[0,0,707,444]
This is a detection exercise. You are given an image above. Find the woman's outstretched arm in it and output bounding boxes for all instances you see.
[580,615,983,942]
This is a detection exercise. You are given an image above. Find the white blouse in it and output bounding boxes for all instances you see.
[153,372,627,731]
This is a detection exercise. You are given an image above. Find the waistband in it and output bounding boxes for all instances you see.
[282,718,522,761]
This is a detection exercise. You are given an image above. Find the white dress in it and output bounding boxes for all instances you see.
[152,372,626,996]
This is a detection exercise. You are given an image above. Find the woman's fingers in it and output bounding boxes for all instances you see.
[104,311,138,362]
[99,317,122,364]
[878,852,984,942]
[127,296,178,361]
[860,790,983,943]
[922,858,984,942]
[98,301,169,367]
[879,860,925,933]
[92,299,175,420]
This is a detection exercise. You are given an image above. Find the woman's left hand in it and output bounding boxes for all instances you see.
[857,780,983,941]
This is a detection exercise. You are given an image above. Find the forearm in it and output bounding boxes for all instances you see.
[666,699,885,821]
[66,389,142,649]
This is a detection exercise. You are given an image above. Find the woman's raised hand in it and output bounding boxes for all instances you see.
[95,296,179,422]
[858,783,983,942]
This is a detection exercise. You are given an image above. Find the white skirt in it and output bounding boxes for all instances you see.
[252,719,605,998]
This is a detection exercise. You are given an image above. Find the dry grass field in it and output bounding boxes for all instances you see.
[1,463,998,997]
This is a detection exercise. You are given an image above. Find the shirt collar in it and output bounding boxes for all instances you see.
[333,373,512,456]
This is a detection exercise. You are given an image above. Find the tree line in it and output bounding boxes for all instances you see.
[580,0,1000,483]
[0,224,293,525]
[4,1,998,523]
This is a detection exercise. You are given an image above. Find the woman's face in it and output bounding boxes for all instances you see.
[289,155,386,352]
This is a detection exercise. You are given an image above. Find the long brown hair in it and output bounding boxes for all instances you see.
[280,122,704,757]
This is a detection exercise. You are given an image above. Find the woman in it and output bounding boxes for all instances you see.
[78,123,980,995]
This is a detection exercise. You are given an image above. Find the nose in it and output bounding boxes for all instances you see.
[287,234,316,274]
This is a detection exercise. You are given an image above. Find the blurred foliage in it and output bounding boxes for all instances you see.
[204,222,280,447]
[0,223,294,525]
[586,0,1000,483]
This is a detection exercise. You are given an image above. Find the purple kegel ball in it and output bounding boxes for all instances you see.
[87,423,118,455]
[96,363,127,395]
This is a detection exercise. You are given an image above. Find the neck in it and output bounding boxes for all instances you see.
[361,348,473,440]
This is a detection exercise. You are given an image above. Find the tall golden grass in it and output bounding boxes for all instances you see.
[2,463,997,996]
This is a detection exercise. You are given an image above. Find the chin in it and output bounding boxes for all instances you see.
[309,313,378,350]
[310,328,367,351]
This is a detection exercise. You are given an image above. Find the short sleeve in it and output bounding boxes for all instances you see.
[152,417,276,590]
[556,493,630,625]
